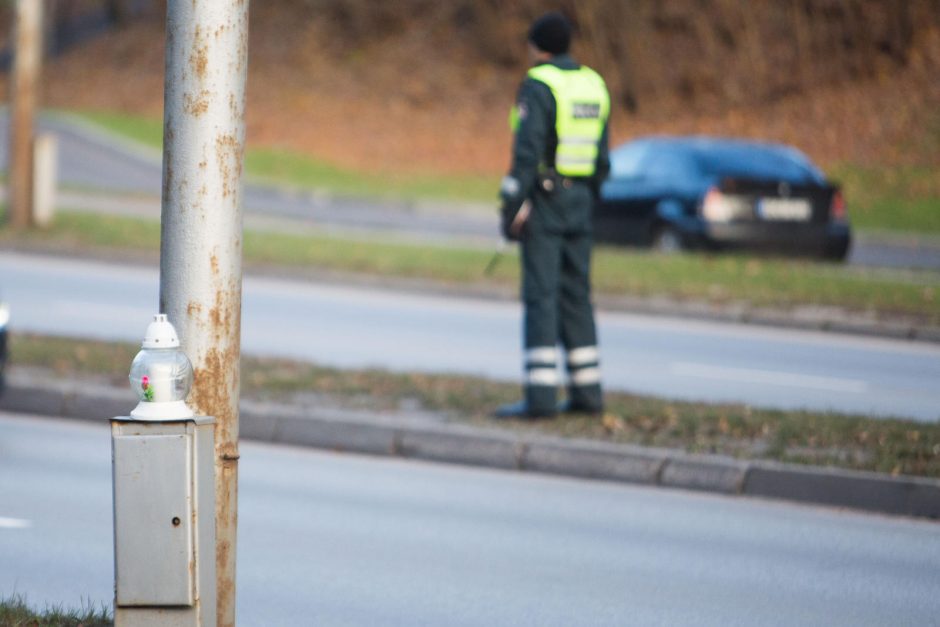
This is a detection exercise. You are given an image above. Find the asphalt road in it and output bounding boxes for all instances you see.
[1,112,939,268]
[0,112,497,245]
[2,411,939,626]
[2,250,939,421]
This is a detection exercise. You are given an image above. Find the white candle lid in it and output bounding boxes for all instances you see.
[141,313,181,349]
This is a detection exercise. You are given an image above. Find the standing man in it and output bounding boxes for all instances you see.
[495,11,611,420]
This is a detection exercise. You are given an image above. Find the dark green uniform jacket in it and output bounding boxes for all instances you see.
[502,54,611,234]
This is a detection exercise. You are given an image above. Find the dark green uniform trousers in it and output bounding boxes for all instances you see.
[521,182,603,414]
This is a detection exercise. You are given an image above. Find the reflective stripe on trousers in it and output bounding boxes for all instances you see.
[525,346,558,387]
[567,345,601,387]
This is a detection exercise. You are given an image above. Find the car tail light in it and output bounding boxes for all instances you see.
[701,187,729,221]
[830,190,847,221]
[701,186,750,222]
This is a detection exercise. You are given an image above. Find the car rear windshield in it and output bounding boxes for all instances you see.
[694,144,825,184]
[609,143,650,179]
[610,143,698,180]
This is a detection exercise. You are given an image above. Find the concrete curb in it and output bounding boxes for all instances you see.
[4,379,939,521]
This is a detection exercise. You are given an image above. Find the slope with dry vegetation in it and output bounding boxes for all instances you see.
[1,1,938,180]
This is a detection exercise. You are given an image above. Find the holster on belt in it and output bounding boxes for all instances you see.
[537,168,559,195]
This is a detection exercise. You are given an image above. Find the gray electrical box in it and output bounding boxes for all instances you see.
[113,434,194,605]
[112,416,216,626]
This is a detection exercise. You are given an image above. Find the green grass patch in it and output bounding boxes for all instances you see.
[11,333,940,478]
[0,593,111,627]
[245,148,497,202]
[590,252,940,322]
[830,163,940,234]
[1,212,161,252]
[76,110,164,150]
[73,110,498,203]
[3,211,938,323]
[243,227,503,283]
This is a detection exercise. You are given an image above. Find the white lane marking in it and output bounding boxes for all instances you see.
[671,362,869,394]
[0,516,32,529]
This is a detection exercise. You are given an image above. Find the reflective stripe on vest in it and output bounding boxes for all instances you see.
[526,64,610,177]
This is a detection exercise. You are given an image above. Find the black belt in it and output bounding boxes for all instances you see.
[559,176,591,189]
[539,171,591,192]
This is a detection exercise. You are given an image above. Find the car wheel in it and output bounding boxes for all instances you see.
[821,237,851,263]
[652,225,683,254]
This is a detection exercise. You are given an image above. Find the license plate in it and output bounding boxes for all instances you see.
[758,198,811,221]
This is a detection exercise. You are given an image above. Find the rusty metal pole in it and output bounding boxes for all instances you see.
[159,1,249,625]
[8,0,42,229]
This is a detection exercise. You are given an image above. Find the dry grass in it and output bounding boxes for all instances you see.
[0,593,111,627]
[0,1,935,180]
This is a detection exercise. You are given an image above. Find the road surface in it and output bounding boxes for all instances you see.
[1,112,939,268]
[2,411,938,626]
[2,251,939,421]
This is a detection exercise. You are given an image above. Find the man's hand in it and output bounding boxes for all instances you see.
[500,200,531,241]
[499,175,529,241]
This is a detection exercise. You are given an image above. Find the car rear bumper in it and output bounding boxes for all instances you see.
[702,221,851,254]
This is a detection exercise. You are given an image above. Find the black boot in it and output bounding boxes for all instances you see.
[557,398,603,416]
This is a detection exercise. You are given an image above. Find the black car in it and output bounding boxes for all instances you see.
[0,298,7,394]
[595,136,852,260]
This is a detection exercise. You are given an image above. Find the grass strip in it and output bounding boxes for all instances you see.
[3,211,939,324]
[831,162,940,234]
[0,593,111,627]
[12,333,940,478]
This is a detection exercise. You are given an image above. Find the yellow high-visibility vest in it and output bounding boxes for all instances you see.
[510,64,610,177]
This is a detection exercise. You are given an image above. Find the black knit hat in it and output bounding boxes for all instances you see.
[528,12,572,55]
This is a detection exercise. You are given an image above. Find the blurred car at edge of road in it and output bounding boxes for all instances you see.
[0,297,8,395]
[595,136,852,260]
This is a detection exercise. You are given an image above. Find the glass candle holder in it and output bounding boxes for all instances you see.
[128,314,195,420]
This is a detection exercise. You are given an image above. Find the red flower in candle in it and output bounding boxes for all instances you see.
[141,375,154,401]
